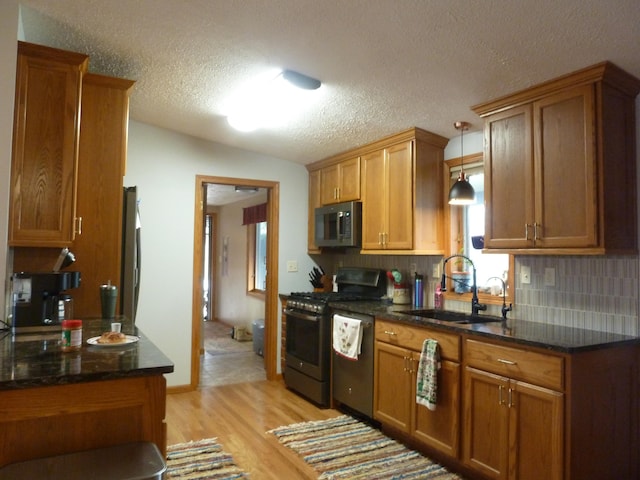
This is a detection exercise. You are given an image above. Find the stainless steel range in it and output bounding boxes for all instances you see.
[284,267,385,406]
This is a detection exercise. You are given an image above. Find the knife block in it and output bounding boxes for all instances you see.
[313,275,333,293]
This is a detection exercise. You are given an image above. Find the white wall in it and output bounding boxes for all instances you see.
[216,195,267,328]
[124,121,316,386]
[0,1,18,322]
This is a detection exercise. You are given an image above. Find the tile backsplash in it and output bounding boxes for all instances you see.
[314,252,640,336]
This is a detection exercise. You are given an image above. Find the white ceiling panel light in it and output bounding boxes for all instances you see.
[226,69,322,132]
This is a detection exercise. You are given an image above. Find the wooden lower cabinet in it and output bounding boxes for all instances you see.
[373,323,639,480]
[463,367,563,480]
[0,375,168,468]
[373,319,460,457]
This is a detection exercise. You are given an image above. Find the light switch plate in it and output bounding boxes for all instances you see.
[520,265,531,284]
[286,260,298,272]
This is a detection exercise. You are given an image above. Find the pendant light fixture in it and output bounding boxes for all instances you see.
[448,121,476,205]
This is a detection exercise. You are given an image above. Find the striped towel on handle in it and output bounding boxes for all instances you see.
[416,339,441,411]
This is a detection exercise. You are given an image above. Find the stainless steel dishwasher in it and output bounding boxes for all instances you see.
[331,309,374,418]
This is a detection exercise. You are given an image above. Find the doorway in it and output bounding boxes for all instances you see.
[191,175,280,388]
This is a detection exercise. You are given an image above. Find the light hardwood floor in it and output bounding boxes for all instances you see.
[166,380,341,479]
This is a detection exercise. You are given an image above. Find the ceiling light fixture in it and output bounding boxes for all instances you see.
[226,68,322,132]
[448,121,476,205]
[282,69,321,90]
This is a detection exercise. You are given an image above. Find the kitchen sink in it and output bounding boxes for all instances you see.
[398,308,504,324]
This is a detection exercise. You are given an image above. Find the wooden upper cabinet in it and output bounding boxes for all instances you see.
[9,41,89,247]
[361,130,447,253]
[72,73,135,318]
[483,105,533,249]
[319,156,360,205]
[307,127,447,254]
[361,141,413,250]
[475,62,640,254]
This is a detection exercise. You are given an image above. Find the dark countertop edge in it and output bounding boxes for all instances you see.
[0,318,175,390]
[0,366,174,391]
[328,300,640,354]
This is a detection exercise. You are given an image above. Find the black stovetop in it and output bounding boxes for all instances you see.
[289,291,381,303]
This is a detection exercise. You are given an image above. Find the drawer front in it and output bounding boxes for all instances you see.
[465,338,564,390]
[375,319,460,361]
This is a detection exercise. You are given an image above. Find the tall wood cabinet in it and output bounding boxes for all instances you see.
[72,73,135,317]
[9,42,134,318]
[9,42,89,247]
[474,62,640,254]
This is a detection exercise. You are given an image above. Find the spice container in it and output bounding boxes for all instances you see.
[61,319,83,352]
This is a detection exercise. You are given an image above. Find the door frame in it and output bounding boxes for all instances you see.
[191,175,279,387]
[204,211,217,323]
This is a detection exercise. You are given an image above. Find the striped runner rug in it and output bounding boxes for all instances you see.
[269,415,462,479]
[166,438,248,479]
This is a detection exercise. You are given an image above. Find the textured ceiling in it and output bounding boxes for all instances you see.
[17,0,640,168]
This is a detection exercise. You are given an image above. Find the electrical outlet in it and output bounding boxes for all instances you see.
[544,267,556,287]
[520,265,531,284]
[286,260,298,272]
[432,264,441,279]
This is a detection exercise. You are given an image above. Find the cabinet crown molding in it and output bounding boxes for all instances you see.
[472,61,640,117]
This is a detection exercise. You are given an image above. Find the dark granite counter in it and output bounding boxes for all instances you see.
[0,317,174,390]
[329,300,640,353]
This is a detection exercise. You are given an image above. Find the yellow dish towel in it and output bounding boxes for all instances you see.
[416,339,441,411]
[332,314,363,360]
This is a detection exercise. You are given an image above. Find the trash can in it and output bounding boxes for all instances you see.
[252,318,265,356]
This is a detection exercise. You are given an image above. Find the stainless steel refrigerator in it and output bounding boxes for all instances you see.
[120,186,141,322]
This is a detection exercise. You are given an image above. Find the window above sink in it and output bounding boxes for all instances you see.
[445,154,514,307]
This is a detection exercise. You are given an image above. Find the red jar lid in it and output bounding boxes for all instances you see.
[62,320,82,328]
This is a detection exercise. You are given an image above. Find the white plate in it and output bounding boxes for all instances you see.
[86,335,139,346]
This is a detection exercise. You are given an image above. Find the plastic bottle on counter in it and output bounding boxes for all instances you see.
[434,286,444,309]
[413,273,424,308]
[61,319,83,352]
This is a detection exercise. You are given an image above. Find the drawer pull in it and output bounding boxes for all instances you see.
[497,358,517,365]
[383,330,397,336]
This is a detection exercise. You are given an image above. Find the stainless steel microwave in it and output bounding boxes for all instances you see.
[314,201,362,248]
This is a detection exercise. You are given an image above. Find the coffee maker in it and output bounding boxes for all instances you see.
[11,249,81,333]
[11,271,81,333]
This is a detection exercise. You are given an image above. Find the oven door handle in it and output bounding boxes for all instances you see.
[284,308,321,322]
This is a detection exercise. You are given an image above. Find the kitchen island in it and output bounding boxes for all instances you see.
[0,318,173,469]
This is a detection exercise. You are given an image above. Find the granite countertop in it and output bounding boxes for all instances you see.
[329,301,640,353]
[0,317,174,390]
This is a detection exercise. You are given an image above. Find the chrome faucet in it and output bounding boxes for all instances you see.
[486,276,513,320]
[440,254,487,316]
